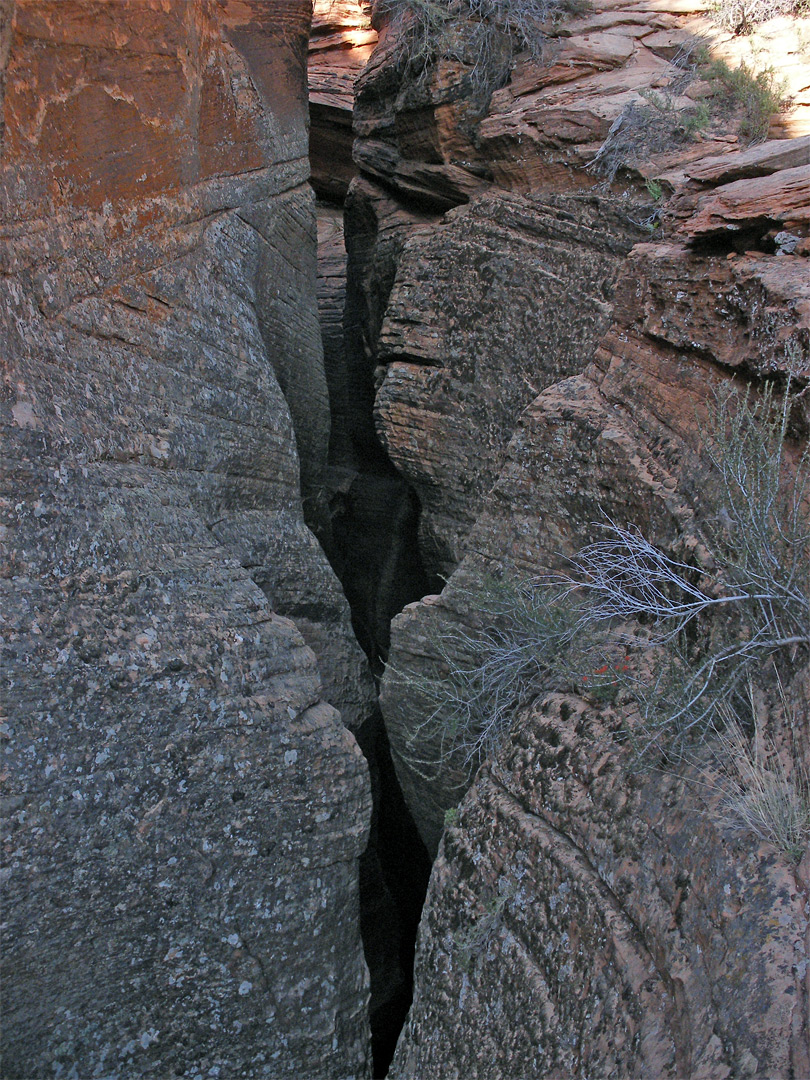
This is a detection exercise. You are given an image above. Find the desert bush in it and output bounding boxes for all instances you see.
[391,576,588,779]
[590,94,710,185]
[701,56,787,141]
[391,352,809,776]
[590,46,787,185]
[711,0,810,36]
[706,688,810,861]
[563,368,809,757]
[380,0,584,96]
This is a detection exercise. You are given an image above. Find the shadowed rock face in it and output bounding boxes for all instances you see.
[1,2,375,1076]
[309,0,377,202]
[390,687,810,1079]
[347,1,810,1074]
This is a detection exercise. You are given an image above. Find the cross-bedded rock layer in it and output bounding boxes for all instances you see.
[354,2,810,1074]
[1,2,374,1076]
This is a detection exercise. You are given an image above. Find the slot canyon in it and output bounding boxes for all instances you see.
[1,1,809,1077]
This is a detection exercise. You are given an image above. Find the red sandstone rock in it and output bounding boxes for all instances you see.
[678,164,810,239]
[684,134,810,183]
[1,2,374,1076]
[381,235,810,1079]
[309,0,377,201]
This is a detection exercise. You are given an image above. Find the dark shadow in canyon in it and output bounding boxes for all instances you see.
[356,708,433,1077]
[313,195,441,1076]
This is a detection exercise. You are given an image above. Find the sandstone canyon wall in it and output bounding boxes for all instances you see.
[343,1,810,1076]
[1,2,375,1076]
[2,0,809,1077]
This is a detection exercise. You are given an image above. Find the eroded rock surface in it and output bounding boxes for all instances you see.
[383,226,810,853]
[390,689,810,1079]
[374,189,641,576]
[1,2,374,1075]
[353,5,810,1072]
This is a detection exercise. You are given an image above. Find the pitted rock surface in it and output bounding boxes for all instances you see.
[390,693,810,1079]
[382,230,810,852]
[1,2,373,1075]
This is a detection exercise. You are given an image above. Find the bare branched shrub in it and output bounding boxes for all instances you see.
[562,367,809,757]
[590,95,710,186]
[711,0,809,36]
[390,578,587,780]
[380,0,584,96]
[390,351,808,778]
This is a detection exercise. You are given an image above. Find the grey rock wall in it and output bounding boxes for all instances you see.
[1,2,374,1075]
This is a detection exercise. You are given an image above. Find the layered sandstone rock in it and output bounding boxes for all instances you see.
[374,189,641,576]
[383,225,810,853]
[352,4,810,1073]
[356,0,810,204]
[1,2,374,1076]
[379,166,809,1076]
[309,0,377,201]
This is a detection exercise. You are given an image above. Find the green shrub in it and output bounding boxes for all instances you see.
[702,57,787,141]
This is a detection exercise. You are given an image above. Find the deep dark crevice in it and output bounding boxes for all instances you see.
[355,708,433,1078]
[329,471,441,674]
[313,180,441,1072]
[308,9,448,1056]
[320,307,440,1071]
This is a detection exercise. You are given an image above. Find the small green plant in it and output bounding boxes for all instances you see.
[645,179,663,202]
[702,57,787,142]
[681,101,712,137]
[454,877,517,971]
[444,806,460,828]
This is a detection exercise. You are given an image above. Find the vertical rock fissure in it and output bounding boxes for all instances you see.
[307,6,446,1070]
[315,189,438,1076]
